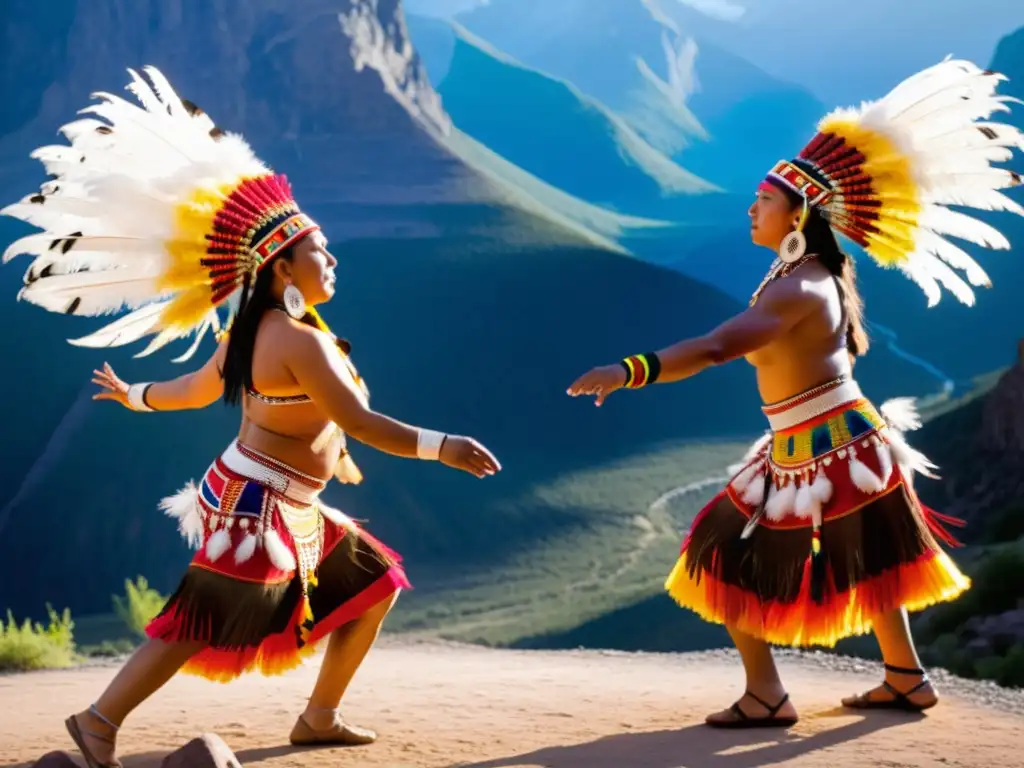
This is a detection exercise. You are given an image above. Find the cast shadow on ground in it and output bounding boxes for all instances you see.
[451,708,922,768]
[25,709,921,768]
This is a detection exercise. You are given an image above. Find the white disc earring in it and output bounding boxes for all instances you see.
[283,283,306,319]
[778,230,806,263]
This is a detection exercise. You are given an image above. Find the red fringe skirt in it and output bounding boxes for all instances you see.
[665,377,970,648]
[146,440,410,682]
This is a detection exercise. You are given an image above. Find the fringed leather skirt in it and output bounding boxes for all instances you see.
[665,376,970,647]
[145,439,410,682]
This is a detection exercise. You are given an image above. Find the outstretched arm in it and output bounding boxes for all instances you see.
[286,327,501,478]
[650,273,819,383]
[92,340,227,412]
[568,267,821,405]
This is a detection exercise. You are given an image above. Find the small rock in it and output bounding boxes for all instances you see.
[33,752,78,768]
[161,734,242,768]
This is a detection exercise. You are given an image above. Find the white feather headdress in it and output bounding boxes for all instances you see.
[1,65,321,361]
[763,56,1023,307]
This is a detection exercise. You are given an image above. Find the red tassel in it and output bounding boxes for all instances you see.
[921,504,967,547]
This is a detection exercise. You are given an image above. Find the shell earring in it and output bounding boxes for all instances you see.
[779,198,809,263]
[778,230,806,263]
[283,283,306,319]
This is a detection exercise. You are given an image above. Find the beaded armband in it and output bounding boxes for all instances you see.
[620,353,662,388]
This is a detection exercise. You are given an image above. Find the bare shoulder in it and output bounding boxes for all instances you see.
[266,314,336,360]
[762,258,832,303]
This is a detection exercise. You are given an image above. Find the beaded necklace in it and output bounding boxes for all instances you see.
[748,253,819,307]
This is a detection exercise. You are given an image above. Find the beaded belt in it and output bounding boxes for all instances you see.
[220,440,327,506]
[761,376,864,432]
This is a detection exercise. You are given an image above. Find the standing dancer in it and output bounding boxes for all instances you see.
[568,57,1022,727]
[2,66,500,767]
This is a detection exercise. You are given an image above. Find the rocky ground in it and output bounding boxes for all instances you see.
[2,638,1024,767]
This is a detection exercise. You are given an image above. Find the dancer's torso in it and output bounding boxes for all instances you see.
[744,260,853,406]
[236,312,349,481]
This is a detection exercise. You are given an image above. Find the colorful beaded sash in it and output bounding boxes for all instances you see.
[771,399,885,469]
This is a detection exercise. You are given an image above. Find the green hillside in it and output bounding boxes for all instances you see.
[0,212,765,627]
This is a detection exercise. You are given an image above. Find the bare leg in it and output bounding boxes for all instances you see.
[842,607,938,709]
[68,638,205,766]
[705,625,799,725]
[290,590,400,744]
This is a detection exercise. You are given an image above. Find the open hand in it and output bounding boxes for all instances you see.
[91,362,132,409]
[440,436,502,479]
[566,364,626,406]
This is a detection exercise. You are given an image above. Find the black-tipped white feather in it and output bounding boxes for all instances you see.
[837,57,1024,307]
[1,65,268,361]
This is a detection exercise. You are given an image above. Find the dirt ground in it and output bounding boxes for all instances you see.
[2,639,1023,768]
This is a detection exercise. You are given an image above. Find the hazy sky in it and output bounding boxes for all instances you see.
[406,0,746,19]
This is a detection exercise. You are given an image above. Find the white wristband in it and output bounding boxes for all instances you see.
[416,429,446,460]
[126,383,155,412]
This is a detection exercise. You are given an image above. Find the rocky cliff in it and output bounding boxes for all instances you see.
[0,0,646,249]
[915,344,1024,533]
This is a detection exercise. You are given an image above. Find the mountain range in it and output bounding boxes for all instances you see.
[0,0,757,621]
[1,0,1021,655]
[410,2,1024,387]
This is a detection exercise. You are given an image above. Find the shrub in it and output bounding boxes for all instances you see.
[995,645,1024,688]
[0,604,78,672]
[112,576,166,639]
[80,638,136,658]
[919,547,1024,643]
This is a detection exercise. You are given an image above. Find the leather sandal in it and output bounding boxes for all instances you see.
[706,690,799,729]
[843,663,938,712]
[289,711,378,746]
[65,704,123,768]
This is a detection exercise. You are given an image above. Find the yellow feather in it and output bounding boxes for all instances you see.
[160,286,221,330]
[155,176,262,333]
[819,117,922,267]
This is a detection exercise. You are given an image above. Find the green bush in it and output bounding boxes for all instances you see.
[995,645,1024,688]
[920,547,1024,643]
[979,501,1024,545]
[112,576,166,639]
[80,638,137,658]
[0,605,78,672]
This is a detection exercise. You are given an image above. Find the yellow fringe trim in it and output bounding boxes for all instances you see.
[664,550,971,648]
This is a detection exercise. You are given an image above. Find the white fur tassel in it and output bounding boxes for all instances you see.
[730,461,761,495]
[158,481,204,550]
[204,527,232,562]
[234,533,258,564]
[318,501,357,533]
[765,479,797,521]
[887,430,941,480]
[264,528,297,572]
[794,480,816,521]
[810,469,833,504]
[847,445,887,494]
[880,397,924,432]
[874,440,894,486]
[741,470,766,507]
[809,469,833,528]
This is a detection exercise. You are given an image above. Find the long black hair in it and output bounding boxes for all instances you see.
[780,188,870,360]
[222,248,295,406]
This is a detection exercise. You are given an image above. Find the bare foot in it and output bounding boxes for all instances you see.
[706,689,799,727]
[66,708,121,768]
